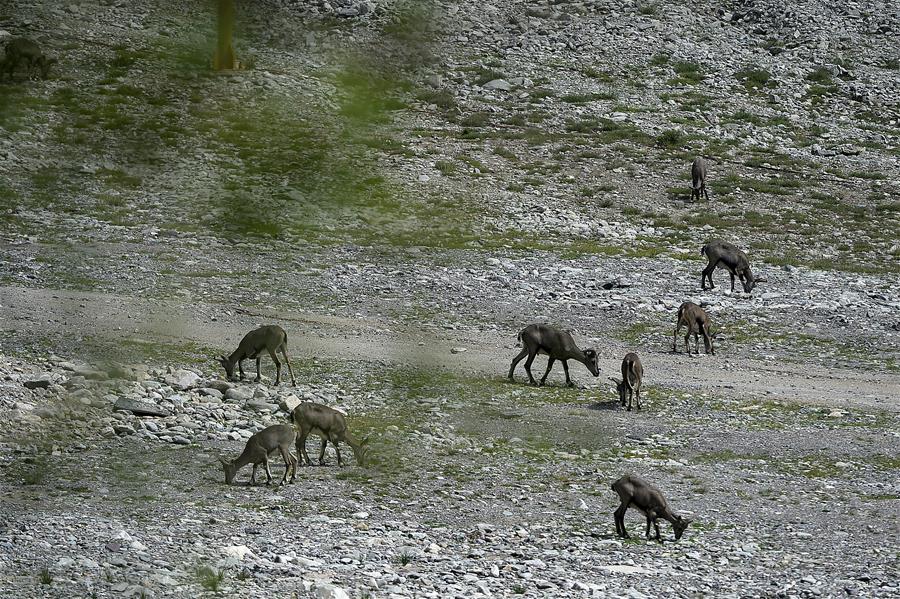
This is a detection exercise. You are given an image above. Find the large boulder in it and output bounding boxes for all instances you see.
[314,584,350,599]
[164,369,201,391]
[113,397,171,418]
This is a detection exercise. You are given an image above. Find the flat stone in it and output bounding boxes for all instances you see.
[23,376,52,390]
[314,583,350,599]
[601,565,652,575]
[113,424,136,436]
[114,398,171,417]
[247,400,278,413]
[222,545,254,560]
[198,388,223,400]
[482,78,512,91]
[225,388,253,402]
[164,369,201,391]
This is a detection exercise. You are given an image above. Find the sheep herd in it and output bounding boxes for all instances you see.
[218,237,759,542]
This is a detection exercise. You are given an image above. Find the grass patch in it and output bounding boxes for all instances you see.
[806,67,834,84]
[417,89,456,109]
[468,67,505,86]
[529,87,556,102]
[761,38,784,55]
[656,129,686,148]
[581,66,614,82]
[434,160,457,175]
[670,61,702,84]
[735,66,775,91]
[650,53,670,66]
[493,146,519,161]
[561,91,616,104]
[196,566,224,592]
[879,57,899,71]
[458,111,492,127]
[637,2,659,15]
[393,551,415,566]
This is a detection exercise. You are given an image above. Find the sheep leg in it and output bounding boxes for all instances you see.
[318,438,328,466]
[524,349,539,385]
[539,357,555,386]
[508,347,528,381]
[280,346,296,386]
[268,347,281,385]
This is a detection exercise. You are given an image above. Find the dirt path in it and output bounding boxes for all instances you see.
[2,284,897,411]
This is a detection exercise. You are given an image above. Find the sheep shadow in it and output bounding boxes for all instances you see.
[587,399,622,412]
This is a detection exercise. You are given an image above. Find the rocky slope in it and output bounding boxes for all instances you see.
[0,0,899,597]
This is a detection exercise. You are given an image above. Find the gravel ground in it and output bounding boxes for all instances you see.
[1,0,899,597]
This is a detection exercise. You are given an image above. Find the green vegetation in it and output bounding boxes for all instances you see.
[581,66,615,82]
[394,551,415,566]
[417,88,456,109]
[196,566,224,592]
[670,61,702,84]
[637,2,659,15]
[656,129,687,148]
[493,146,519,161]
[807,66,834,84]
[650,53,670,66]
[560,91,617,104]
[761,38,784,55]
[435,160,457,174]
[735,66,775,91]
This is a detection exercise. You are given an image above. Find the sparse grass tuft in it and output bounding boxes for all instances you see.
[735,66,775,90]
[435,160,457,175]
[561,91,616,104]
[581,66,614,82]
[38,567,52,585]
[807,67,834,84]
[671,61,702,84]
[656,129,686,148]
[637,2,659,15]
[650,53,670,66]
[394,551,415,566]
[472,67,505,86]
[417,89,456,109]
[459,112,492,128]
[493,146,519,161]
[196,566,224,592]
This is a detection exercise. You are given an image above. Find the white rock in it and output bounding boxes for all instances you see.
[314,583,350,599]
[165,369,201,391]
[222,545,255,560]
[482,79,512,91]
[279,394,303,412]
[600,565,652,575]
